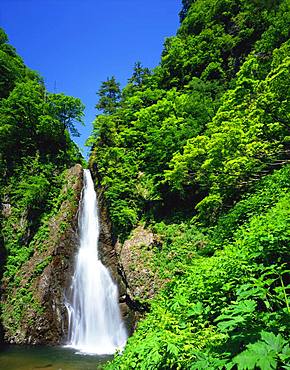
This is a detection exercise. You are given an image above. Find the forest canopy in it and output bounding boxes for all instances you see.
[87,0,290,368]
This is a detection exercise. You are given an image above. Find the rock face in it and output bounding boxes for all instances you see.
[94,188,133,328]
[96,187,120,283]
[94,185,162,331]
[1,164,83,344]
[115,226,162,308]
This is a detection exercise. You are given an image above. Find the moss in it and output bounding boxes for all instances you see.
[33,256,52,276]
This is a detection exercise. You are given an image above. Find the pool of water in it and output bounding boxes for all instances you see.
[0,345,112,370]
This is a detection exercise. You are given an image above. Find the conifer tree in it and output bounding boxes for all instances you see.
[128,61,150,86]
[95,76,121,114]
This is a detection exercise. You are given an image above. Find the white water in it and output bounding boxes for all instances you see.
[65,169,127,355]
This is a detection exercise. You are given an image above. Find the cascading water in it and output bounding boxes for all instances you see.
[65,169,127,355]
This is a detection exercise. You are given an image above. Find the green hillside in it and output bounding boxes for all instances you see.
[87,0,290,368]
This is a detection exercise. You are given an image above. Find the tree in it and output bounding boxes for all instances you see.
[0,28,8,45]
[128,62,150,86]
[46,93,84,137]
[95,76,121,114]
[179,0,196,21]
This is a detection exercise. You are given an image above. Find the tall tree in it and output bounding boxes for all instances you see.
[95,76,121,114]
[128,62,150,86]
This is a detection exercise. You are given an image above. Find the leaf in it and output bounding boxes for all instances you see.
[167,342,179,356]
[237,285,266,300]
[216,316,245,332]
[233,341,277,370]
[232,348,259,369]
[187,301,203,317]
[232,332,289,370]
[256,354,277,370]
[215,299,256,332]
[261,331,286,353]
[280,344,290,362]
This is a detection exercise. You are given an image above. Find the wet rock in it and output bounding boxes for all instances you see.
[116,225,162,306]
[1,203,11,218]
[1,164,83,344]
[95,187,129,310]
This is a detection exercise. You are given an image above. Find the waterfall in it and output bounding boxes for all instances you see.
[65,169,127,355]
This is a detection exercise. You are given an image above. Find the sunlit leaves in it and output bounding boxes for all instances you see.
[87,1,290,369]
[231,332,290,370]
[165,41,289,221]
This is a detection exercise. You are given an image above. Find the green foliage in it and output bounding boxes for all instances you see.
[0,28,40,99]
[96,76,121,114]
[1,284,43,336]
[88,0,289,238]
[165,40,290,222]
[231,331,290,370]
[0,79,84,181]
[0,32,84,186]
[208,165,290,248]
[1,164,81,335]
[127,62,151,88]
[86,1,290,368]
[33,256,52,276]
[45,93,84,137]
[0,30,84,338]
[106,169,290,369]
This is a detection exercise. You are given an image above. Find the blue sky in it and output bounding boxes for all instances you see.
[0,0,181,158]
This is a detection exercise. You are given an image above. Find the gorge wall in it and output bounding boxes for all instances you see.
[1,164,83,344]
[0,163,156,344]
[92,171,162,333]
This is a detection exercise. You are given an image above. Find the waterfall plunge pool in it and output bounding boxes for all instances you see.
[0,344,112,370]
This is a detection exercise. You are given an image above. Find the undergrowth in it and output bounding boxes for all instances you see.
[106,166,290,369]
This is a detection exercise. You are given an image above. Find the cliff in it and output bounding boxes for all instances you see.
[90,166,163,332]
[0,164,83,344]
